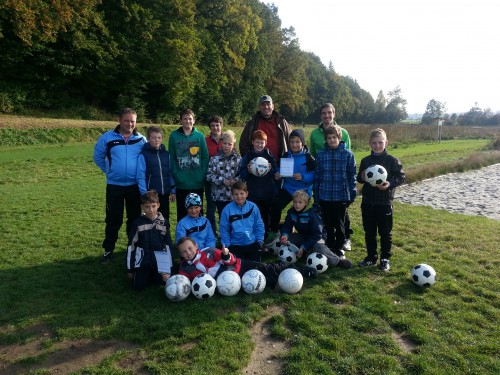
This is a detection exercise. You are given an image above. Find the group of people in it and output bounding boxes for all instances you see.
[93,96,405,292]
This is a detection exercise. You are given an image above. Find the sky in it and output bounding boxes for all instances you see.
[263,0,500,114]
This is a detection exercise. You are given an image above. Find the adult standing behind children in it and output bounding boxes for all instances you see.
[168,109,209,221]
[93,108,146,264]
[239,95,291,160]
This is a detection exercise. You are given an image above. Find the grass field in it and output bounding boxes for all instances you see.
[0,122,499,374]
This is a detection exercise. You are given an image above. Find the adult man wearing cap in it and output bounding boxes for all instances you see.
[239,95,292,160]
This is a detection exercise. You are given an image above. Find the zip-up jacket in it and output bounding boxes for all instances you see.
[219,200,265,247]
[206,149,241,202]
[137,143,175,195]
[175,215,216,249]
[281,206,324,250]
[93,125,146,186]
[239,148,278,201]
[179,247,240,280]
[280,146,315,197]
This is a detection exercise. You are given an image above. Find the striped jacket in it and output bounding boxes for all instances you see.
[206,149,241,202]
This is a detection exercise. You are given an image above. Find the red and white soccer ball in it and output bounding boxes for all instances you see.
[249,157,270,177]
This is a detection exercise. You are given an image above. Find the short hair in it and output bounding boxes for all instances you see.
[292,190,310,204]
[180,108,195,120]
[221,130,236,143]
[177,236,197,251]
[208,115,223,127]
[323,124,342,140]
[369,128,387,141]
[119,108,137,118]
[231,180,247,193]
[320,103,335,114]
[252,130,267,141]
[141,190,159,204]
[146,125,163,138]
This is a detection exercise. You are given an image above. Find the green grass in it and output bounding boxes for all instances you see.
[0,137,499,374]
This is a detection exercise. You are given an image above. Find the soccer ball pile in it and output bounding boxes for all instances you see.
[306,252,329,273]
[249,157,270,176]
[365,164,387,187]
[411,264,437,287]
[278,268,303,294]
[191,273,217,299]
[216,270,241,296]
[165,274,191,302]
[278,245,297,263]
[241,269,267,294]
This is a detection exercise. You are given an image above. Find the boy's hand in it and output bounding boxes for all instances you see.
[297,247,304,258]
[161,273,171,281]
[127,272,133,280]
[274,172,281,180]
[221,245,230,256]
[280,235,288,244]
[169,193,176,202]
[292,173,302,181]
[378,181,390,191]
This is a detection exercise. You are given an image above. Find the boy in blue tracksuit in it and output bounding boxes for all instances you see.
[219,181,265,262]
[175,193,216,249]
[314,125,357,258]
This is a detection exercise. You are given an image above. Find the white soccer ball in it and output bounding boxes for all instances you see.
[266,240,282,255]
[278,245,297,264]
[411,264,437,287]
[241,269,266,294]
[216,270,241,296]
[191,273,217,299]
[306,252,329,273]
[249,157,270,177]
[365,164,388,187]
[278,268,303,294]
[165,274,191,302]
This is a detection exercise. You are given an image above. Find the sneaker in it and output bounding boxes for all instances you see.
[342,239,352,251]
[336,249,346,260]
[296,265,318,278]
[358,258,377,267]
[378,259,390,272]
[338,258,353,269]
[265,231,279,246]
[101,251,113,265]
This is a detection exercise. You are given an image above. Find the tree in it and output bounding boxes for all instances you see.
[421,99,447,125]
[384,86,408,124]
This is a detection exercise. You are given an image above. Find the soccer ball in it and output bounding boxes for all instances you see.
[411,264,437,287]
[165,274,191,302]
[278,268,303,294]
[278,245,297,264]
[241,269,266,294]
[266,240,282,255]
[249,157,270,177]
[191,273,216,299]
[365,164,388,187]
[216,270,241,296]
[306,252,329,273]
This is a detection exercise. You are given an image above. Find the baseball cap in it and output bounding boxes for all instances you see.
[258,95,273,105]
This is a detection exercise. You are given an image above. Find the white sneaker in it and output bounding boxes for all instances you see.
[342,239,352,251]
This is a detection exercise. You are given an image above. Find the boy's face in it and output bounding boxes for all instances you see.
[326,133,340,149]
[187,206,201,218]
[252,139,266,152]
[289,136,303,153]
[232,188,248,206]
[147,132,163,149]
[181,114,195,131]
[321,107,335,126]
[177,240,197,260]
[293,198,308,212]
[369,135,388,154]
[142,202,160,220]
[118,113,137,136]
[209,122,222,137]
[222,139,234,155]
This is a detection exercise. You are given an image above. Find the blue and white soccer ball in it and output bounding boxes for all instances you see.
[306,252,329,273]
[165,274,191,302]
[365,164,388,187]
[216,270,241,296]
[278,268,303,294]
[411,264,437,287]
[278,245,297,264]
[241,269,266,294]
[249,157,270,177]
[191,273,216,299]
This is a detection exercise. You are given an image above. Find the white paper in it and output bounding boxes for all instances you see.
[280,158,294,177]
[154,250,172,273]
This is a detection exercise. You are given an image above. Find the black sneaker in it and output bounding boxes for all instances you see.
[358,258,377,267]
[378,259,390,272]
[101,252,113,265]
[338,258,353,269]
[296,265,318,278]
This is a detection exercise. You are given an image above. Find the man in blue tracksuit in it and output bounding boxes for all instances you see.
[93,108,146,264]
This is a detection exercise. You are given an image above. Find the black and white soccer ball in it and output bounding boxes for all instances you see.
[165,274,191,302]
[365,164,388,187]
[216,270,241,296]
[306,252,329,273]
[278,268,303,294]
[191,273,216,299]
[278,245,297,264]
[249,157,270,176]
[411,264,437,287]
[241,269,266,294]
[266,240,282,255]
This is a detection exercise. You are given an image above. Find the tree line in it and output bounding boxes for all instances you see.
[0,0,412,125]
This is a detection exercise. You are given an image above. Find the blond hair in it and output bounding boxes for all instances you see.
[221,130,236,143]
[292,190,310,204]
[369,128,387,141]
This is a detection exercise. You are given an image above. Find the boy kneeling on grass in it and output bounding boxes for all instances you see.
[177,236,317,290]
[127,190,172,291]
[280,190,353,269]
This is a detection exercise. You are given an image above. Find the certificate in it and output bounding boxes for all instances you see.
[280,158,294,177]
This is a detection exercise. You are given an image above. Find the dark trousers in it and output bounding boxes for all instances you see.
[269,189,293,233]
[175,188,204,222]
[319,201,347,255]
[132,264,163,291]
[252,198,273,234]
[102,184,141,253]
[229,242,262,262]
[361,203,393,261]
[287,233,341,266]
[239,259,290,289]
[205,182,217,236]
